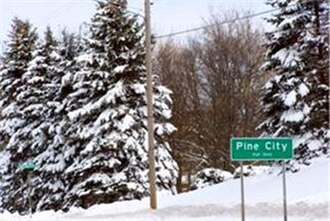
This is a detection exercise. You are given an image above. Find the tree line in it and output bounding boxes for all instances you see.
[0,0,177,214]
[0,0,328,213]
[154,0,328,192]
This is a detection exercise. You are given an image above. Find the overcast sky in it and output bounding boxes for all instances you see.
[0,0,271,49]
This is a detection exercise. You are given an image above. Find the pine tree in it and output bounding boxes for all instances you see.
[258,0,329,165]
[62,0,178,209]
[22,27,67,213]
[2,26,61,214]
[34,29,82,212]
[0,18,38,144]
[0,18,38,213]
[301,1,329,157]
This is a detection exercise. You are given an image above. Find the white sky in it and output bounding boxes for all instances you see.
[0,0,271,50]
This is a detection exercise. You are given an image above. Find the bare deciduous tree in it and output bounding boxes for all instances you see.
[154,14,266,192]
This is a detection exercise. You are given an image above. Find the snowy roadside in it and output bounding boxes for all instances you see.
[0,157,328,221]
[1,202,327,221]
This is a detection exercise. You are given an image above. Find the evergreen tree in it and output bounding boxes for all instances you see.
[259,0,329,165]
[21,27,66,213]
[0,18,38,213]
[63,0,178,209]
[2,26,60,214]
[301,0,329,157]
[34,29,82,212]
[0,18,37,144]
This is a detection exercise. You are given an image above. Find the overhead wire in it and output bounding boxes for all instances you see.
[10,0,324,40]
[154,0,322,39]
[155,9,279,39]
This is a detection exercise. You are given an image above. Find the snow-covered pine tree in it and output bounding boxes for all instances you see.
[258,0,329,165]
[0,18,38,146]
[0,18,38,213]
[34,29,83,212]
[2,27,61,214]
[19,27,69,213]
[63,0,178,209]
[301,1,329,156]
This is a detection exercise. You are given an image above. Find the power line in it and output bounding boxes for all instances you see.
[155,0,322,39]
[155,8,279,39]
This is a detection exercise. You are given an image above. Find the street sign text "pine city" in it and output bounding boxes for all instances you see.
[230,138,293,161]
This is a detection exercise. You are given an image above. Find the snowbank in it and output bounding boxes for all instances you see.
[0,157,328,221]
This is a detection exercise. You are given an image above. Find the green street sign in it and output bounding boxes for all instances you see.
[230,137,293,161]
[20,162,37,170]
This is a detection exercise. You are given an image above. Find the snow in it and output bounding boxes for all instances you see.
[132,83,145,94]
[68,81,125,120]
[117,114,135,132]
[155,123,177,136]
[61,72,72,86]
[283,90,297,106]
[76,54,93,64]
[273,48,301,69]
[307,139,323,151]
[281,110,304,122]
[0,152,10,169]
[298,83,309,97]
[0,157,328,221]
[264,80,273,89]
[113,65,128,73]
[84,173,112,185]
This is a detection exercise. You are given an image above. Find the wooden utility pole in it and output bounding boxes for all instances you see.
[144,0,157,210]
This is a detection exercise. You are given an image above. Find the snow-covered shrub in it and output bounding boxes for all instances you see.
[190,168,232,190]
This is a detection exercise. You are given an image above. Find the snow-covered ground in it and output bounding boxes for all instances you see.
[1,157,329,221]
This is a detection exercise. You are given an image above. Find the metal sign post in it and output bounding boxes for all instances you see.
[230,137,293,221]
[27,172,33,218]
[20,162,36,217]
[240,161,245,221]
[282,161,288,221]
